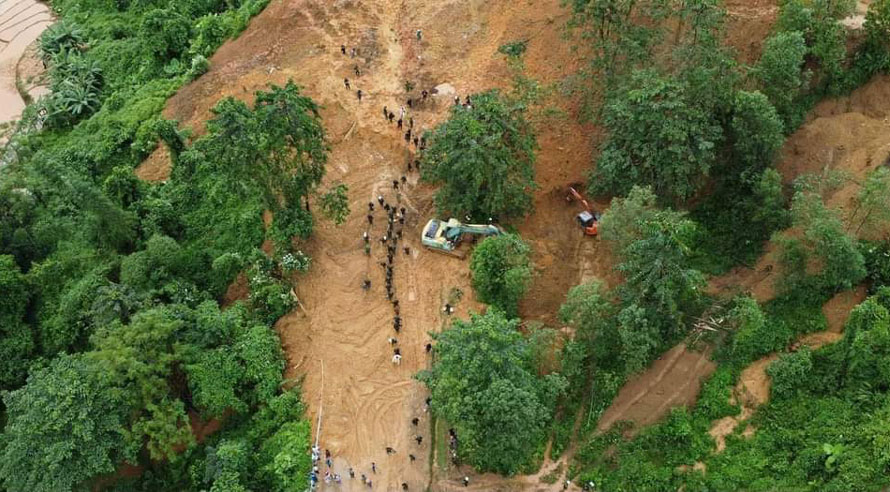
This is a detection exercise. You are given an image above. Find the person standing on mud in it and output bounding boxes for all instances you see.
[357,89,363,102]
[345,78,350,89]
[398,118,403,130]
[383,106,389,119]
[367,214,373,225]
[341,44,346,55]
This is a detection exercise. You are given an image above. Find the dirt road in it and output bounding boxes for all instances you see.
[0,0,52,124]
[149,0,612,489]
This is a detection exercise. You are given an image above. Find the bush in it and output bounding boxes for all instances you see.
[755,31,809,130]
[696,367,741,420]
[862,240,890,293]
[767,347,814,399]
[469,234,533,317]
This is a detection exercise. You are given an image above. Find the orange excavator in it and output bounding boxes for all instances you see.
[567,186,600,236]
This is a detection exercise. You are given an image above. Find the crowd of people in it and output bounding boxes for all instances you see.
[307,32,480,490]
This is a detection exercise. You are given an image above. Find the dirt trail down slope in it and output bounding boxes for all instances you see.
[152,0,613,490]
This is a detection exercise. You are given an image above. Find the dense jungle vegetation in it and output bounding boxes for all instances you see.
[3,0,890,490]
[417,0,890,490]
[0,1,347,490]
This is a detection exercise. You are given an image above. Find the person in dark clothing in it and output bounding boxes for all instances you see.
[415,435,423,445]
[345,78,350,89]
[407,98,413,108]
[412,417,419,426]
[413,137,419,147]
[409,454,416,462]
[426,343,432,353]
[409,117,414,128]
[367,214,373,224]
[397,118,403,129]
[341,45,346,55]
[404,246,410,255]
[386,447,396,455]
[404,131,411,143]
[362,279,371,290]
[368,202,375,212]
[383,106,388,119]
[389,112,395,122]
[407,161,413,172]
[392,180,399,190]
[357,89,363,101]
[454,96,460,106]
[400,176,407,185]
[377,195,385,206]
[402,483,409,490]
[354,65,361,77]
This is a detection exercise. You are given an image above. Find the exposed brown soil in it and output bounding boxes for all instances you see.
[597,343,717,434]
[133,0,890,487]
[705,69,890,455]
[708,286,868,453]
[146,0,615,489]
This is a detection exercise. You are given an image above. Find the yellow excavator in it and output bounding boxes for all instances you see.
[421,218,503,258]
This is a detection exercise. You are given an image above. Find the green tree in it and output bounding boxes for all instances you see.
[421,90,537,220]
[139,9,192,62]
[600,186,705,337]
[187,348,248,417]
[318,183,350,225]
[418,311,565,474]
[755,31,809,129]
[567,0,666,98]
[469,234,533,317]
[0,355,134,492]
[850,167,890,236]
[590,70,722,203]
[559,279,615,347]
[728,91,785,177]
[767,347,814,398]
[0,255,34,389]
[784,192,866,291]
[844,297,890,390]
[258,420,312,492]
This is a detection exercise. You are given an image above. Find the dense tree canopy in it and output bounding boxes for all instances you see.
[590,70,723,203]
[420,90,537,220]
[0,355,134,492]
[469,234,533,317]
[419,311,565,474]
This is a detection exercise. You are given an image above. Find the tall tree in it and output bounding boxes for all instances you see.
[781,191,866,292]
[0,255,34,389]
[0,355,134,492]
[418,311,565,474]
[590,70,723,203]
[600,186,705,338]
[850,167,890,236]
[755,31,809,130]
[420,90,537,220]
[469,234,533,317]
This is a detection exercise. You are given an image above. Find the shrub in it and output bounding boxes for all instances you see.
[469,234,533,317]
[767,347,814,399]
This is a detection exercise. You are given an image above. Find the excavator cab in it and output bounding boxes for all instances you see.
[568,186,600,237]
[421,218,503,257]
[576,211,599,236]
